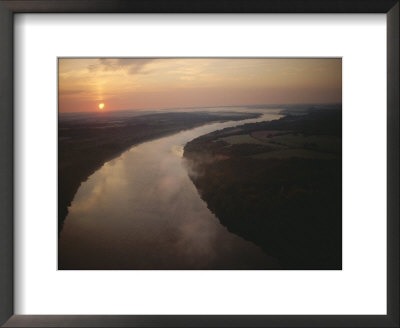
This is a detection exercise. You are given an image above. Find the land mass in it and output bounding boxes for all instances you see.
[58,111,260,233]
[184,108,342,269]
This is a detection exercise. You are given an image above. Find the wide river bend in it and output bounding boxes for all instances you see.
[59,112,282,269]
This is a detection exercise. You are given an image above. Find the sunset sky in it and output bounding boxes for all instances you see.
[58,58,341,113]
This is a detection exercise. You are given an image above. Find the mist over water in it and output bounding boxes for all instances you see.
[58,110,282,269]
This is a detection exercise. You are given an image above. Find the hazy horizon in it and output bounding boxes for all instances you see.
[58,102,342,117]
[58,58,342,113]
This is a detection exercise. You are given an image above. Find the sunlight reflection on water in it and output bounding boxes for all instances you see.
[59,110,282,269]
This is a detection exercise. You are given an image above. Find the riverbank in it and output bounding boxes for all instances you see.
[183,108,342,269]
[58,111,260,233]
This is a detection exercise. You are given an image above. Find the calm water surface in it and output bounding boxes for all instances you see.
[59,112,282,269]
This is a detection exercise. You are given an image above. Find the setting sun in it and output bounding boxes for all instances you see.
[98,103,105,110]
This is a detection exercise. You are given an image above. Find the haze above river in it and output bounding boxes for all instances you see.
[59,110,282,269]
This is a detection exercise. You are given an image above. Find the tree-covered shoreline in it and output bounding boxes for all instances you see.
[184,108,342,269]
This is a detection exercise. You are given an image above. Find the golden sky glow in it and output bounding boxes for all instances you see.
[58,58,341,113]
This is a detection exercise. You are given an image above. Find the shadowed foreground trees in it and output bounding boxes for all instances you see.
[184,109,342,269]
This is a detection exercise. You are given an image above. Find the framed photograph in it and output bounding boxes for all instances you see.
[0,1,398,327]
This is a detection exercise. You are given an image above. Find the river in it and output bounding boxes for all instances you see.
[58,111,282,269]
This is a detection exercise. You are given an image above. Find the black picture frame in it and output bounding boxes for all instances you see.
[0,1,398,327]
